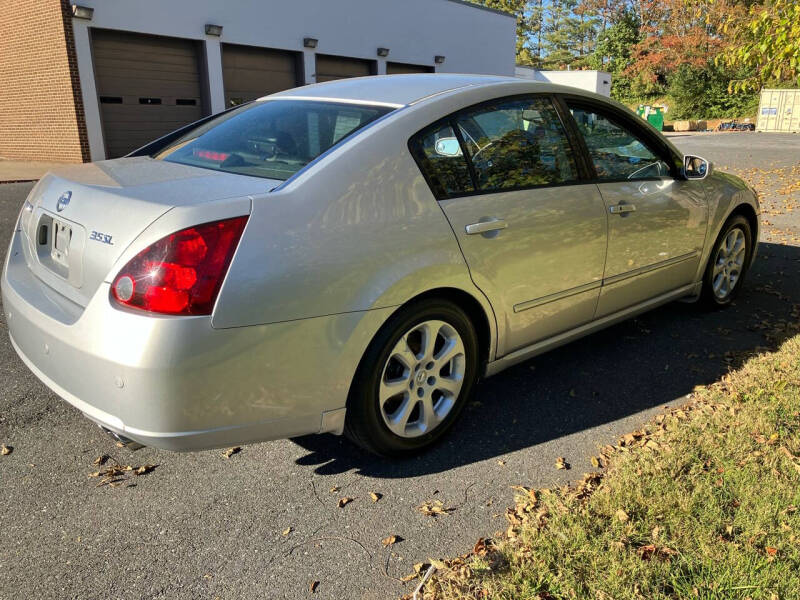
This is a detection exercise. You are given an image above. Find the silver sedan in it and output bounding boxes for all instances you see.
[1,75,759,456]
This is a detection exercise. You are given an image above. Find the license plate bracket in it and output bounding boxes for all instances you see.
[51,219,72,268]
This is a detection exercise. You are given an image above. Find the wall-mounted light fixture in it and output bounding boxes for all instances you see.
[303,37,319,49]
[377,47,390,57]
[205,24,223,36]
[434,55,446,64]
[71,4,94,19]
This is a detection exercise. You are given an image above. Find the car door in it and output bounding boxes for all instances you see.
[562,99,708,318]
[409,95,608,355]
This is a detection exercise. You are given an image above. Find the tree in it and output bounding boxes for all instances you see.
[541,0,581,69]
[717,0,800,92]
[470,0,532,63]
[589,9,641,100]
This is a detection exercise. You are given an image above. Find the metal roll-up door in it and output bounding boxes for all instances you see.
[222,44,301,107]
[386,62,435,75]
[315,54,375,83]
[91,29,206,158]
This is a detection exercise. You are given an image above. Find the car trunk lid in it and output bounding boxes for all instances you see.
[18,157,277,308]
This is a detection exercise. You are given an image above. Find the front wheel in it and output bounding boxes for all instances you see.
[701,215,753,308]
[344,299,479,457]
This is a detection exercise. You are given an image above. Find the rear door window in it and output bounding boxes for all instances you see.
[409,123,474,199]
[454,96,579,192]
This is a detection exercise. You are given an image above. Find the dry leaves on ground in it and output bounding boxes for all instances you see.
[87,459,157,487]
[309,580,319,593]
[1,444,12,456]
[337,497,354,508]
[222,446,241,458]
[555,456,570,470]
[370,492,383,502]
[381,535,402,547]
[417,499,454,517]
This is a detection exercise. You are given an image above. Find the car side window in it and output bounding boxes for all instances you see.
[409,123,474,199]
[455,97,578,192]
[567,105,673,181]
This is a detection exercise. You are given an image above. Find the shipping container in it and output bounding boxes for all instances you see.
[757,89,800,133]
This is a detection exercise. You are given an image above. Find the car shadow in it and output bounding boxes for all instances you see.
[291,241,800,478]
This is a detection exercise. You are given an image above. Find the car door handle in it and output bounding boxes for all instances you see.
[609,204,636,215]
[465,219,508,235]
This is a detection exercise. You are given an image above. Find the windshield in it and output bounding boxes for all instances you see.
[155,100,394,180]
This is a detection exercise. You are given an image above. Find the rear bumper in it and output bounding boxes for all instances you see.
[2,229,387,451]
[8,332,329,451]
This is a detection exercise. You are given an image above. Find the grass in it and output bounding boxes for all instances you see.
[411,334,800,600]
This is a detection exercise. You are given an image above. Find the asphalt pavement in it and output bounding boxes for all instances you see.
[1,132,799,600]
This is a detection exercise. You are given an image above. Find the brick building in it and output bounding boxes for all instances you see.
[0,0,515,163]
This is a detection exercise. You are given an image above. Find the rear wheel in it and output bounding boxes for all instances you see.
[344,299,479,457]
[701,215,752,308]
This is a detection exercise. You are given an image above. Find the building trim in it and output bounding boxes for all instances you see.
[59,0,91,161]
[444,0,515,19]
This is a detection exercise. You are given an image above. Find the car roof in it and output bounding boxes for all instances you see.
[265,73,548,107]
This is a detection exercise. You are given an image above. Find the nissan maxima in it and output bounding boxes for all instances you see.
[1,74,759,456]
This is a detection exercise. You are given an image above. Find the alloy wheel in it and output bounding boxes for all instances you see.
[712,227,747,300]
[379,319,466,438]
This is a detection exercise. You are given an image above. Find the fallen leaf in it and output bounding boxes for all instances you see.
[370,492,382,502]
[1,444,12,456]
[381,535,402,547]
[555,457,570,470]
[766,547,778,556]
[616,509,630,522]
[399,573,417,583]
[329,485,340,493]
[309,580,319,593]
[134,464,156,476]
[417,499,454,517]
[223,447,241,458]
[93,454,108,466]
[338,497,354,508]
[282,527,293,536]
[497,460,506,466]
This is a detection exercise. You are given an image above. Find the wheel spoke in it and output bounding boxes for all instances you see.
[380,377,409,404]
[419,396,437,431]
[434,337,464,371]
[390,336,417,371]
[435,376,462,397]
[420,322,440,361]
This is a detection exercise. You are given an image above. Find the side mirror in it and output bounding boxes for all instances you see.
[434,137,462,157]
[683,155,711,180]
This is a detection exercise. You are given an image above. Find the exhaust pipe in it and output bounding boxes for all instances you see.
[100,426,145,451]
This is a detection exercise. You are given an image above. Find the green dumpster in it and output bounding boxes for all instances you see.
[647,106,664,131]
[636,105,665,131]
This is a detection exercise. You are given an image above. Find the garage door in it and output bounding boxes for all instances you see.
[222,44,301,107]
[315,54,375,83]
[91,29,205,158]
[386,62,435,75]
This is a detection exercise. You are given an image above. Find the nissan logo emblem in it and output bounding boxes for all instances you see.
[57,191,72,212]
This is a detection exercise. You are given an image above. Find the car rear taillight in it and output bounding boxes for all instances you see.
[110,216,248,315]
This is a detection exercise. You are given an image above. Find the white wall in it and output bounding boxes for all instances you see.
[71,0,517,160]
[515,66,612,97]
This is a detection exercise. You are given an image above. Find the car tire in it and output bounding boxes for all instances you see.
[700,215,753,308]
[344,298,479,457]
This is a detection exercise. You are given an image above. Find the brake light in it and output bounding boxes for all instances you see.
[110,216,248,315]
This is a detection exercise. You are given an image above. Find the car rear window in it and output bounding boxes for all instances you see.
[154,100,394,181]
